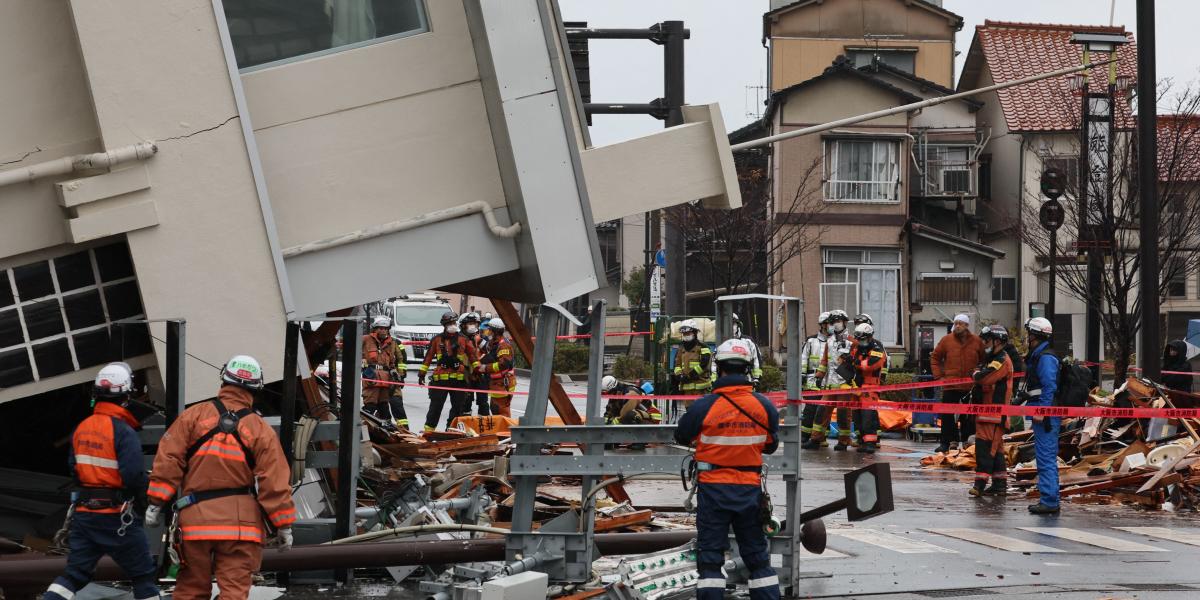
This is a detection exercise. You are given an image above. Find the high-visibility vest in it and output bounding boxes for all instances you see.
[72,402,138,514]
[694,385,771,485]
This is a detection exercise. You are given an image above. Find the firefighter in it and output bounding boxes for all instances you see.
[44,363,160,600]
[418,311,480,431]
[144,356,296,600]
[362,316,408,428]
[731,313,763,382]
[479,318,517,417]
[672,319,714,400]
[459,312,490,416]
[850,323,885,454]
[854,314,890,382]
[601,375,662,425]
[983,325,1026,433]
[799,312,832,443]
[1022,317,1061,514]
[804,310,853,450]
[675,339,781,600]
[971,325,1014,497]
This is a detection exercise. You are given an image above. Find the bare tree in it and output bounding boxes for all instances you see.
[664,150,828,306]
[1012,80,1200,380]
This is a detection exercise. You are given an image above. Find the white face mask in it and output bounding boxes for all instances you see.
[733,325,742,338]
[682,333,695,343]
[833,322,845,333]
[445,324,460,334]
[465,324,478,334]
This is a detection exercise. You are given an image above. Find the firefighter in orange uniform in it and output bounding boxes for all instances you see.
[479,318,517,417]
[971,325,1014,497]
[850,323,886,454]
[675,339,781,600]
[44,363,160,600]
[144,355,296,600]
[362,316,408,428]
[418,312,481,431]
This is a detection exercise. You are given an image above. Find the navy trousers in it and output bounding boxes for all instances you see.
[1034,416,1061,508]
[44,512,159,600]
[695,483,781,600]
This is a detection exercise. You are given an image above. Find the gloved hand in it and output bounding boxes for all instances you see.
[144,504,163,527]
[276,527,293,552]
[417,372,426,386]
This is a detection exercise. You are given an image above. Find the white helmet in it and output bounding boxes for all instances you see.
[829,310,849,322]
[94,362,134,399]
[371,316,392,330]
[460,312,481,325]
[853,323,874,339]
[602,375,619,392]
[221,355,264,390]
[817,311,832,325]
[1026,317,1053,337]
[678,319,699,333]
[487,317,505,331]
[715,338,755,365]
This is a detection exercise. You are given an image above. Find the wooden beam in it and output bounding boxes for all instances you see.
[490,299,632,505]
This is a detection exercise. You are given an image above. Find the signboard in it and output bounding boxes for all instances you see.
[1083,93,1113,230]
[649,265,662,320]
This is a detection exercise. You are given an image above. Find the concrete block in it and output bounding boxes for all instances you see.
[56,165,151,207]
[66,197,158,243]
[480,571,548,600]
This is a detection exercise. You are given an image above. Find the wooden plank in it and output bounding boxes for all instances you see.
[1027,472,1152,499]
[594,509,654,532]
[491,299,632,505]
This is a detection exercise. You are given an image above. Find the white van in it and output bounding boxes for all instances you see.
[386,294,453,368]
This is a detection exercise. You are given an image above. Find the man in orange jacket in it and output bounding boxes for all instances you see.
[145,355,296,600]
[44,363,160,600]
[931,314,984,452]
[478,318,517,417]
[675,339,780,600]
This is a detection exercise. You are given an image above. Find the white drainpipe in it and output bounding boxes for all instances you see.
[0,142,158,188]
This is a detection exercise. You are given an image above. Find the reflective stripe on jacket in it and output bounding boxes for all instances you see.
[973,352,1013,424]
[675,377,780,485]
[71,402,146,514]
[149,386,297,542]
[419,333,480,380]
[673,344,714,391]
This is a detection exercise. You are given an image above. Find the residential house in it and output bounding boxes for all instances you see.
[1155,115,1200,341]
[959,21,1138,356]
[764,0,962,92]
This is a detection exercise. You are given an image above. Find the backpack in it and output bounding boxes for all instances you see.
[1055,359,1093,408]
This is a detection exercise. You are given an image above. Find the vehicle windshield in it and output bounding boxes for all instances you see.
[392,305,449,326]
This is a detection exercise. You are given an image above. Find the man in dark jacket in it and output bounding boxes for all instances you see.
[1162,340,1193,394]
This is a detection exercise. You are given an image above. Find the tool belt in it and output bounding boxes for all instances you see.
[173,487,256,511]
[696,461,762,473]
[74,487,129,510]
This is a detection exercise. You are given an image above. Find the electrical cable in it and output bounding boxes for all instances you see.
[328,523,510,545]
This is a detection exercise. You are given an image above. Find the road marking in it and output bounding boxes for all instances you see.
[1018,527,1167,552]
[798,546,848,559]
[831,529,957,554]
[925,528,1064,553]
[1114,527,1200,547]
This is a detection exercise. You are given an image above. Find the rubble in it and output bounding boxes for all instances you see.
[921,376,1200,512]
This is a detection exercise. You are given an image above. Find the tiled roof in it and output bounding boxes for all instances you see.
[974,20,1138,132]
[1158,115,1200,182]
[763,55,924,123]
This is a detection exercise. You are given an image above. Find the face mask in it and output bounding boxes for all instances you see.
[733,325,742,338]
[833,322,845,333]
[466,324,478,335]
[682,334,695,343]
[446,324,459,334]
[375,330,388,340]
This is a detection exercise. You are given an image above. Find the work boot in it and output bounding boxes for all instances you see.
[1028,503,1060,515]
[802,438,825,450]
[985,481,1007,496]
[857,442,876,454]
[833,438,850,451]
[801,431,812,443]
[970,480,986,497]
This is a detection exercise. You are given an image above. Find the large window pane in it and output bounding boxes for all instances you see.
[94,244,135,282]
[0,309,22,348]
[64,291,106,331]
[23,300,65,340]
[103,282,144,321]
[224,0,429,70]
[0,348,33,387]
[73,329,113,369]
[0,272,13,309]
[14,262,54,300]
[54,251,96,292]
[33,339,73,378]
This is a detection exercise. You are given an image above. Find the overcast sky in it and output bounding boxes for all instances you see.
[560,0,1200,146]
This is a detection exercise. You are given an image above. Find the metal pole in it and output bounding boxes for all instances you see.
[662,20,687,317]
[782,299,803,593]
[732,59,1118,151]
[1048,230,1057,323]
[1137,0,1161,380]
[281,321,301,468]
[510,306,561,535]
[581,300,607,547]
[334,319,363,584]
[1080,89,1101,379]
[164,320,185,426]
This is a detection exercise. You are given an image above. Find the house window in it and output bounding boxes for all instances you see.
[596,222,621,286]
[919,274,976,304]
[223,0,430,71]
[1167,258,1188,298]
[0,243,151,388]
[824,139,901,203]
[847,49,916,74]
[1043,156,1079,195]
[820,249,902,345]
[991,276,1017,303]
[921,145,974,196]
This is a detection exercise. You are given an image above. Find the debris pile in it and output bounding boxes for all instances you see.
[921,376,1200,512]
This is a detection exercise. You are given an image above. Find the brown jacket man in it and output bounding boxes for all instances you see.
[931,325,985,391]
[362,332,397,407]
[148,356,296,600]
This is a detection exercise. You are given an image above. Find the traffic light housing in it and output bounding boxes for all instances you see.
[1040,167,1065,200]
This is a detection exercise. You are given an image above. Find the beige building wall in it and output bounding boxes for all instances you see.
[771,39,954,91]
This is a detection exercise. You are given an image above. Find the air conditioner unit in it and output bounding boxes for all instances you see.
[942,170,970,194]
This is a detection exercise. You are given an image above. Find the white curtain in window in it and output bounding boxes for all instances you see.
[329,0,377,46]
[860,268,899,344]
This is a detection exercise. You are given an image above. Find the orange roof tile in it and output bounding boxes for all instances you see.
[1158,115,1200,182]
[976,20,1138,132]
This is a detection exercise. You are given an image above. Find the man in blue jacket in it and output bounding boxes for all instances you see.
[675,339,781,600]
[1022,317,1061,515]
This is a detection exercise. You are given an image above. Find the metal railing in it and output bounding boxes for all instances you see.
[919,159,975,196]
[918,277,976,304]
[823,179,898,202]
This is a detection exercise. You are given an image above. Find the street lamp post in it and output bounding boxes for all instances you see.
[1039,168,1067,323]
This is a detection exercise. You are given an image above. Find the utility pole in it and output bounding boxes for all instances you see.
[660,21,687,317]
[1137,0,1161,380]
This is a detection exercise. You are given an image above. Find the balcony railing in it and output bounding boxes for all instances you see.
[824,179,898,203]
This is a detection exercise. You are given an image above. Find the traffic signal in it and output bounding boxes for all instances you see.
[1040,167,1065,200]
